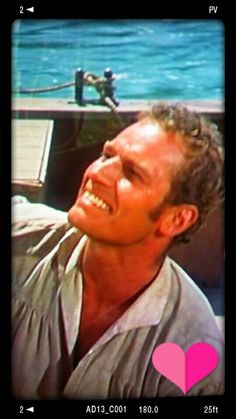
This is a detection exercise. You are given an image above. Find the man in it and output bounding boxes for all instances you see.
[12,103,224,399]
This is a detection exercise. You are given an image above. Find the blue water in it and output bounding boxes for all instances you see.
[12,20,224,101]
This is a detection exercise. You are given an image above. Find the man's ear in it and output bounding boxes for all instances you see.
[157,204,199,238]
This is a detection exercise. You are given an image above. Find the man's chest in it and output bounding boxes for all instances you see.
[76,299,124,361]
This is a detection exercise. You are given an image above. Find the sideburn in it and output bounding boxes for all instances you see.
[148,198,171,223]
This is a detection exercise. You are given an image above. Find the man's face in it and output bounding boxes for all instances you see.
[68,119,185,245]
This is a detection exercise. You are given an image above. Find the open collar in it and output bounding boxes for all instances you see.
[58,231,179,354]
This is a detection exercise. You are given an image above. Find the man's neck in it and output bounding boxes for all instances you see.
[81,236,168,309]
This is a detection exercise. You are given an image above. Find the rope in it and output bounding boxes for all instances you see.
[17,81,74,94]
[16,72,113,95]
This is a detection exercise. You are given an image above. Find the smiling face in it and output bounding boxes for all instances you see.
[68,119,186,246]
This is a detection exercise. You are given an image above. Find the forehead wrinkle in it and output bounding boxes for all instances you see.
[106,137,146,159]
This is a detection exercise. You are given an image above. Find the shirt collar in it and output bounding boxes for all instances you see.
[86,255,179,355]
[58,232,179,351]
[115,256,177,331]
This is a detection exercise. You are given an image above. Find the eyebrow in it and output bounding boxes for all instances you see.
[103,142,152,184]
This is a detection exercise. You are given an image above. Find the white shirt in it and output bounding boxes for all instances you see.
[12,200,224,399]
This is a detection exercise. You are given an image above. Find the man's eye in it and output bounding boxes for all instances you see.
[124,166,140,179]
[100,152,112,161]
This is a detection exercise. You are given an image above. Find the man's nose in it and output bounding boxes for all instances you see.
[89,156,122,186]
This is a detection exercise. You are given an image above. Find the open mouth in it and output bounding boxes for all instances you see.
[82,190,112,213]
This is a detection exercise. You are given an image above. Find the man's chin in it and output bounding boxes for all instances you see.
[68,205,84,229]
[67,205,96,238]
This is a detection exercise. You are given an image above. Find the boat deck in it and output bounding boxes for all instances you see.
[12,98,224,119]
[12,118,54,201]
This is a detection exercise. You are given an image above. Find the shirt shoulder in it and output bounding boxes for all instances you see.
[12,198,74,290]
[167,257,222,341]
[12,197,68,232]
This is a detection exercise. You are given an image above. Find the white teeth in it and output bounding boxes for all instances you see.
[86,179,93,189]
[83,190,110,212]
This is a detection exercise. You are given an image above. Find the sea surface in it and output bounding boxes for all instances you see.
[12,19,224,101]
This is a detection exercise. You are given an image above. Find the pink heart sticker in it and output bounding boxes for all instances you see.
[152,342,219,394]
